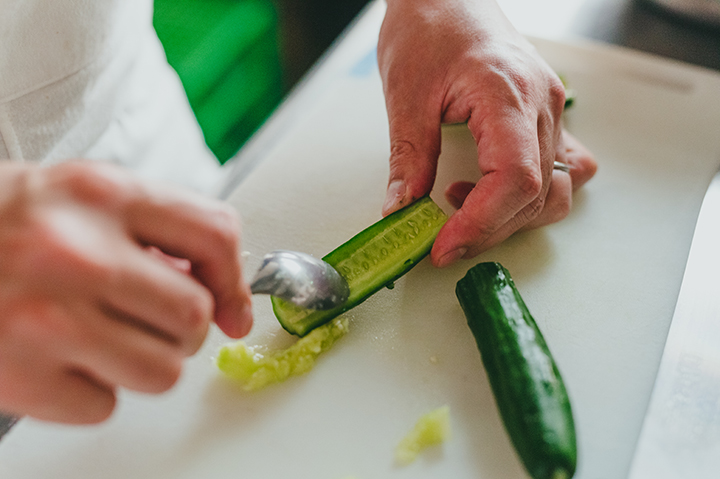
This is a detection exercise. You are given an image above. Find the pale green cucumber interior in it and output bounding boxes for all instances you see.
[272,197,447,336]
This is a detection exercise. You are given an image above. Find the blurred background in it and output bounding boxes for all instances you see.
[153,0,371,164]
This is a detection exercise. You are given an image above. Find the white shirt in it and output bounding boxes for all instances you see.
[0,0,224,194]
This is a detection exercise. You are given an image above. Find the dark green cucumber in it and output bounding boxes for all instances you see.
[272,196,447,337]
[456,262,577,479]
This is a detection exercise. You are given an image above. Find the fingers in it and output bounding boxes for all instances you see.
[27,369,117,425]
[97,246,213,355]
[431,110,546,266]
[440,129,597,257]
[66,302,185,395]
[0,162,255,425]
[562,130,597,191]
[0,296,187,423]
[443,170,572,239]
[513,169,572,232]
[516,131,597,230]
[35,161,253,338]
[123,188,253,338]
[0,330,116,425]
[52,371,117,424]
[0,366,116,425]
[380,52,443,217]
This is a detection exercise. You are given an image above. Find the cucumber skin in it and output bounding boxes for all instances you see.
[272,196,447,337]
[456,262,577,479]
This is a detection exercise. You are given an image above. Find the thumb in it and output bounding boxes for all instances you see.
[381,98,442,216]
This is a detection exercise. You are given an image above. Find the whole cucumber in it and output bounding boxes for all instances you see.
[456,262,577,479]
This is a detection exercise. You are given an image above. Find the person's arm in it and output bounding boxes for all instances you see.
[378,0,597,267]
[0,161,252,424]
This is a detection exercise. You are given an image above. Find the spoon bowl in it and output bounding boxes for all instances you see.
[249,250,350,310]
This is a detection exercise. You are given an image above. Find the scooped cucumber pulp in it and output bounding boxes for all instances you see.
[456,262,577,479]
[395,405,451,465]
[272,196,448,336]
[216,317,349,391]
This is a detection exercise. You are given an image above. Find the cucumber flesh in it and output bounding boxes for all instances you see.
[216,317,349,391]
[395,405,451,465]
[273,196,447,336]
[456,262,577,479]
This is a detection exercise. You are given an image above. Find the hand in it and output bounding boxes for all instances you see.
[0,161,253,424]
[444,130,596,228]
[378,0,597,267]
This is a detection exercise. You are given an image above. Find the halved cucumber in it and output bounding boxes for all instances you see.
[272,196,448,336]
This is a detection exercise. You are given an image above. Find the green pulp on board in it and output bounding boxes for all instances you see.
[395,405,451,465]
[216,317,349,390]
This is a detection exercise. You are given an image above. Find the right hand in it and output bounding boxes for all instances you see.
[0,161,253,424]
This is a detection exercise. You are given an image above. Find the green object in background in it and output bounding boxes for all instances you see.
[153,0,283,163]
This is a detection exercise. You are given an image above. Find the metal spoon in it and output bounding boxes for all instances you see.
[249,250,350,310]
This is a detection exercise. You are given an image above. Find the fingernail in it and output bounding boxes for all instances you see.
[383,179,406,215]
[436,247,467,268]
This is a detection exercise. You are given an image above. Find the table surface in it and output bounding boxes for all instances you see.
[1,0,719,444]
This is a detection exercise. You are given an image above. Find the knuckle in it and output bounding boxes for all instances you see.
[389,137,439,168]
[387,139,438,195]
[389,139,419,161]
[520,196,546,223]
[510,73,534,104]
[513,165,543,201]
[3,297,74,346]
[481,63,529,111]
[1,217,51,275]
[50,162,131,208]
[547,77,567,116]
[54,163,101,196]
[41,231,112,284]
[1,204,111,286]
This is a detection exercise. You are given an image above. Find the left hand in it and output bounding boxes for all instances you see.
[378,0,597,267]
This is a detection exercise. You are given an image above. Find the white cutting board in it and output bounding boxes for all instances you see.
[3,3,720,478]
